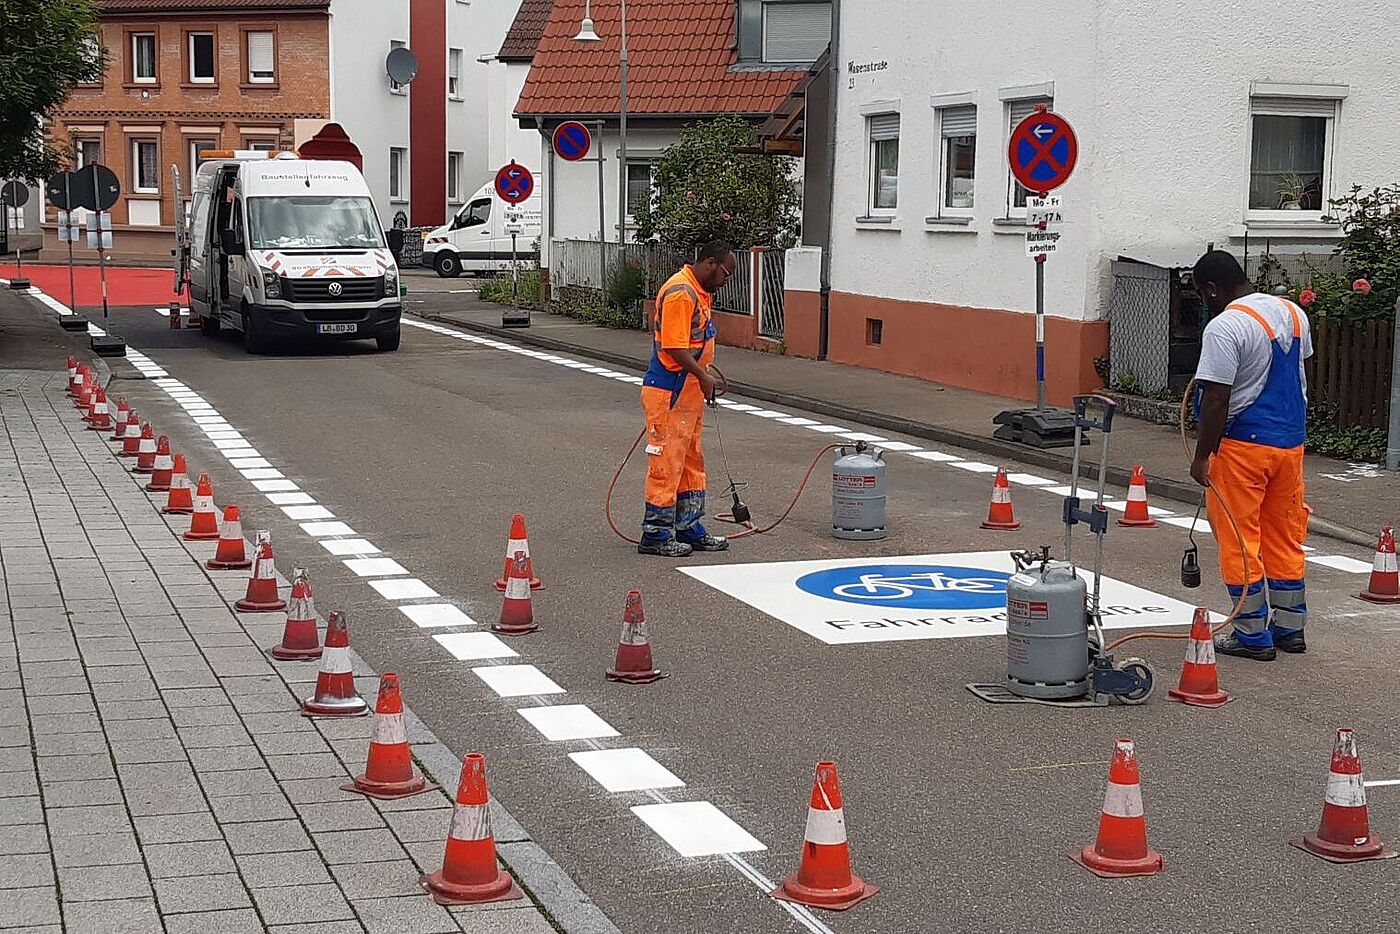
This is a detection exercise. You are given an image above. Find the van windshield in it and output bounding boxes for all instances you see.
[247,196,384,249]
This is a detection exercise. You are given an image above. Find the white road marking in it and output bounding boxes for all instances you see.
[907,450,961,463]
[320,538,382,557]
[804,424,850,433]
[749,410,790,419]
[398,604,476,628]
[281,505,334,521]
[230,458,273,470]
[569,748,685,793]
[1307,554,1373,574]
[369,578,438,600]
[219,447,260,460]
[1102,500,1173,517]
[1364,779,1400,787]
[1158,515,1212,533]
[240,468,284,480]
[433,632,518,661]
[951,461,1000,473]
[266,492,314,506]
[517,704,619,741]
[873,440,921,452]
[472,664,564,697]
[839,432,887,443]
[300,521,356,537]
[211,438,251,451]
[776,417,819,426]
[631,802,766,857]
[1006,472,1055,486]
[343,557,409,577]
[252,479,298,492]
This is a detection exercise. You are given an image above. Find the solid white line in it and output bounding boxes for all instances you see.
[1307,554,1373,574]
[1365,779,1400,787]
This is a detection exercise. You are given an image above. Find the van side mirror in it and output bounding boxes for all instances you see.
[386,228,405,255]
[219,228,242,254]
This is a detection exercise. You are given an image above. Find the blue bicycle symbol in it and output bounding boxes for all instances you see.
[796,564,1011,610]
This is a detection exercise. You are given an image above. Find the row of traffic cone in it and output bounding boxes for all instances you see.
[980,463,1160,531]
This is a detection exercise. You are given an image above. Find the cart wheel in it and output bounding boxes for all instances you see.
[1116,658,1154,705]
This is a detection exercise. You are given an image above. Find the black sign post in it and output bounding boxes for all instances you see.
[1,180,31,290]
[71,164,121,323]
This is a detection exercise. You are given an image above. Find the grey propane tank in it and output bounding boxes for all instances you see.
[1006,551,1091,700]
[831,444,886,540]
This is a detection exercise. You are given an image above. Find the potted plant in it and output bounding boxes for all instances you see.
[1277,173,1308,210]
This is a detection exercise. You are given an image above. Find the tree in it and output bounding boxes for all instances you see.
[0,0,103,182]
[634,115,800,251]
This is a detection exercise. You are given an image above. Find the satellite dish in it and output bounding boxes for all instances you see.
[386,47,419,85]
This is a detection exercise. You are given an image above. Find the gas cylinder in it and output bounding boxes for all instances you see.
[1005,554,1091,699]
[831,444,886,540]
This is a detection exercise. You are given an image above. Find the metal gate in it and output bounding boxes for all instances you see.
[757,248,785,339]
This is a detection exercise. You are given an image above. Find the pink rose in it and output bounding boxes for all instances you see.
[1353,278,1372,294]
[721,212,732,221]
[1299,289,1316,308]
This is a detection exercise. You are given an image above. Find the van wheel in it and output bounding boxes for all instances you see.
[243,314,268,355]
[199,314,220,336]
[434,252,461,278]
[376,328,401,352]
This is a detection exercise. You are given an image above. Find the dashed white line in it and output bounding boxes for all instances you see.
[432,631,518,661]
[570,748,686,793]
[472,664,565,697]
[399,603,476,628]
[518,705,620,741]
[369,578,438,600]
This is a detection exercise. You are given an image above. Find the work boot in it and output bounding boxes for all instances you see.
[637,539,693,558]
[1214,631,1276,662]
[1272,629,1307,654]
[678,533,729,552]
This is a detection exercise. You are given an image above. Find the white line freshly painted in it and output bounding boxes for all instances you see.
[517,705,620,741]
[804,425,851,434]
[776,417,819,426]
[398,604,476,628]
[950,461,1000,473]
[472,664,565,697]
[568,748,685,793]
[873,441,922,452]
[433,632,518,661]
[281,505,334,521]
[1307,554,1373,574]
[211,438,252,451]
[252,479,299,492]
[907,451,961,463]
[1364,779,1400,788]
[343,557,409,577]
[838,432,887,443]
[230,458,273,469]
[300,521,356,537]
[631,801,767,858]
[368,578,438,600]
[266,492,315,506]
[1158,515,1212,533]
[320,538,382,557]
[1102,501,1174,518]
[241,468,285,480]
[1006,473,1055,486]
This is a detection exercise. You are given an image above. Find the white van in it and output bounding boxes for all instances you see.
[179,153,402,353]
[421,180,542,278]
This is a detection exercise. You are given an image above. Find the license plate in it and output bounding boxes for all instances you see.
[317,323,357,334]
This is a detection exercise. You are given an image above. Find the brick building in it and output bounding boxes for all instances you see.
[46,0,331,261]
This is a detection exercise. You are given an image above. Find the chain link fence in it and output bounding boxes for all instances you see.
[1107,260,1172,395]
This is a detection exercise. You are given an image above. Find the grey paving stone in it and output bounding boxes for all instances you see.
[222,674,294,697]
[0,886,61,928]
[209,791,296,824]
[313,716,377,741]
[152,872,252,914]
[90,679,159,703]
[267,923,367,934]
[101,699,170,720]
[105,717,177,742]
[265,752,347,781]
[187,745,260,773]
[0,765,39,799]
[46,802,132,837]
[0,744,35,771]
[0,852,56,888]
[196,630,259,648]
[282,776,362,805]
[168,704,241,727]
[447,906,559,934]
[110,737,188,765]
[203,650,275,678]
[42,776,125,807]
[222,818,312,855]
[354,894,459,934]
[122,778,207,818]
[257,730,333,756]
[62,896,163,933]
[382,807,451,844]
[20,660,85,680]
[178,722,252,749]
[144,839,238,879]
[86,665,151,683]
[151,668,220,690]
[230,691,300,714]
[133,811,221,845]
[295,799,386,833]
[22,676,92,698]
[371,793,454,814]
[52,830,140,867]
[240,709,318,735]
[234,849,333,888]
[312,827,404,865]
[329,858,424,899]
[33,729,108,757]
[27,693,97,715]
[163,908,265,934]
[143,653,213,672]
[198,768,279,798]
[56,861,153,902]
[31,711,102,735]
[160,687,229,708]
[251,882,355,925]
[84,649,148,668]
[36,752,114,783]
[402,840,445,875]
[1,795,44,825]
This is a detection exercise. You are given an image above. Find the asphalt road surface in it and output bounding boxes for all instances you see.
[80,294,1400,934]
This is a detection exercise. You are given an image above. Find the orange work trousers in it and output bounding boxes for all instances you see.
[640,383,707,540]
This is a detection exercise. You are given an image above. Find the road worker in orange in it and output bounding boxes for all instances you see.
[638,241,738,557]
[1190,250,1313,661]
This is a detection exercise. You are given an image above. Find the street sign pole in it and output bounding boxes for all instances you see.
[1387,303,1400,471]
[596,121,607,291]
[64,175,76,313]
[1035,210,1047,413]
[511,232,519,301]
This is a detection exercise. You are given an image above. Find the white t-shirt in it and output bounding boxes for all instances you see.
[1195,293,1312,418]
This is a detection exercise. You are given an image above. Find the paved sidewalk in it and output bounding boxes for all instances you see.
[421,296,1397,546]
[0,381,561,931]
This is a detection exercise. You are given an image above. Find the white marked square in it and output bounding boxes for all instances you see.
[1307,554,1373,574]
[1006,473,1055,486]
[301,521,355,537]
[252,479,298,492]
[805,425,851,434]
[631,802,766,857]
[1157,515,1211,533]
[1041,485,1112,503]
[240,468,284,480]
[433,632,518,661]
[193,416,229,426]
[282,505,334,521]
[472,664,564,697]
[907,450,961,462]
[203,430,244,441]
[211,438,251,450]
[369,578,438,600]
[517,705,619,741]
[266,492,315,506]
[398,604,476,628]
[220,448,260,460]
[777,417,818,426]
[344,557,409,577]
[875,441,921,452]
[229,458,272,469]
[950,461,999,473]
[568,748,684,793]
[321,538,382,557]
[749,410,790,419]
[724,404,760,412]
[839,432,887,443]
[1102,500,1171,517]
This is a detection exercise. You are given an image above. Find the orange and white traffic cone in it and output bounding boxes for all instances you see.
[236,533,287,612]
[300,611,368,718]
[67,362,82,398]
[1071,738,1164,878]
[168,301,182,329]
[132,424,158,473]
[343,673,437,800]
[1117,465,1158,528]
[981,467,1021,531]
[1167,608,1230,708]
[1358,527,1400,604]
[206,506,253,570]
[492,552,537,635]
[118,413,143,456]
[493,513,542,591]
[162,454,195,514]
[1292,728,1397,863]
[184,474,221,540]
[607,590,665,684]
[73,370,93,410]
[145,437,174,492]
[420,753,523,905]
[109,398,130,440]
[268,567,322,661]
[66,357,78,390]
[84,387,107,429]
[771,760,877,911]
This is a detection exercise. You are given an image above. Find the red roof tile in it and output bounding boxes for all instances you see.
[101,0,326,10]
[499,0,554,62]
[516,0,804,117]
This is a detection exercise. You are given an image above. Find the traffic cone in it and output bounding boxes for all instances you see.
[420,753,523,905]
[980,467,1021,531]
[66,357,77,389]
[73,370,93,410]
[493,513,542,591]
[342,673,437,800]
[206,506,253,570]
[168,301,182,329]
[145,437,174,492]
[300,611,368,718]
[607,590,666,684]
[119,414,144,457]
[109,398,130,440]
[184,474,221,540]
[1292,728,1397,863]
[1358,527,1400,604]
[132,424,158,473]
[1117,465,1158,528]
[771,761,877,911]
[268,567,322,660]
[1070,738,1164,878]
[67,362,81,397]
[1167,608,1230,708]
[85,388,112,431]
[236,533,287,612]
[162,454,194,514]
[492,552,537,635]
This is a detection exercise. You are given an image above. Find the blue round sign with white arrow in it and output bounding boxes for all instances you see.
[1008,110,1078,194]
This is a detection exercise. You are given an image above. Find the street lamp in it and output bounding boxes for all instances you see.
[574,0,628,276]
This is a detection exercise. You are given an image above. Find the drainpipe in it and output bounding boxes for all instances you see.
[817,0,839,360]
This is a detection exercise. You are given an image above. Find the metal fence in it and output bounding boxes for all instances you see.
[758,248,786,339]
[711,248,752,316]
[1107,260,1172,395]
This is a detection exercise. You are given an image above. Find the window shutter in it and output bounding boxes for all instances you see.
[940,105,976,137]
[1251,96,1337,119]
[762,2,830,63]
[1009,98,1052,128]
[449,51,460,79]
[247,32,274,74]
[868,113,900,142]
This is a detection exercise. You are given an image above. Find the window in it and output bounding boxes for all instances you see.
[131,139,159,193]
[1248,96,1338,215]
[1007,97,1051,212]
[761,1,830,64]
[938,105,976,212]
[448,49,462,99]
[246,30,274,83]
[188,138,218,178]
[457,197,491,228]
[389,41,408,94]
[75,138,102,169]
[867,113,899,212]
[80,36,103,84]
[188,32,215,83]
[447,152,463,202]
[626,163,654,216]
[132,32,156,83]
[242,138,275,152]
[389,147,407,200]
